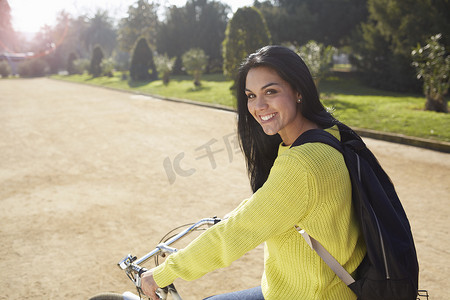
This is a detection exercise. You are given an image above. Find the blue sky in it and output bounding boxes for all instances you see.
[9,0,255,33]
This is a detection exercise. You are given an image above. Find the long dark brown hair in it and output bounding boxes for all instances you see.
[236,45,338,192]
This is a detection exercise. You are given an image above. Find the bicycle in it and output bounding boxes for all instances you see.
[89,216,430,300]
[89,217,222,300]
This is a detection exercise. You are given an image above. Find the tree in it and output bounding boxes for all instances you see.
[253,1,301,45]
[81,10,117,56]
[367,0,449,57]
[222,6,271,82]
[351,0,449,92]
[0,0,16,52]
[156,0,230,73]
[27,11,79,74]
[182,48,208,86]
[117,0,159,52]
[130,37,157,81]
[89,45,104,77]
[30,24,59,73]
[154,53,176,85]
[257,0,368,47]
[40,12,91,73]
[412,34,449,113]
[296,41,337,88]
[65,15,90,60]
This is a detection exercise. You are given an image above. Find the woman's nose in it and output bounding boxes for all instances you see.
[252,96,268,111]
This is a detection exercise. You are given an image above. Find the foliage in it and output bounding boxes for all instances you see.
[130,38,157,81]
[65,15,90,59]
[117,0,159,52]
[256,0,368,47]
[351,0,449,92]
[412,34,449,113]
[18,58,49,77]
[81,9,117,56]
[22,11,103,75]
[5,0,449,99]
[89,45,104,77]
[101,57,115,77]
[0,60,11,77]
[156,0,230,74]
[182,48,208,86]
[41,13,89,74]
[296,41,337,87]
[49,11,116,73]
[222,6,271,82]
[72,58,90,74]
[67,52,77,75]
[154,53,176,85]
[25,12,83,75]
[367,0,449,57]
[0,0,16,52]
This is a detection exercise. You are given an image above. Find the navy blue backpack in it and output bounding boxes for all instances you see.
[291,123,419,300]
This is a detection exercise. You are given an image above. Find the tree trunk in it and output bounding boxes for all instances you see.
[163,73,170,85]
[425,95,448,113]
[194,72,201,87]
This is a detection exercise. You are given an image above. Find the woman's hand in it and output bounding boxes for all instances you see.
[140,268,160,300]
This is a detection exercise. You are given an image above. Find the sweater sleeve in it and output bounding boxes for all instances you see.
[153,152,311,287]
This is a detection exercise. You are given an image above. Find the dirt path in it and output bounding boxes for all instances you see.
[0,78,448,299]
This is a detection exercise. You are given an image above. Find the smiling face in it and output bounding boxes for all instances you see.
[245,66,308,145]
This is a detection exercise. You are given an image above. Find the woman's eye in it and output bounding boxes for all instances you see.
[246,93,255,99]
[266,89,277,95]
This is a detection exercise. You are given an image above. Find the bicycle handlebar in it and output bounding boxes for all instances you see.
[117,216,222,296]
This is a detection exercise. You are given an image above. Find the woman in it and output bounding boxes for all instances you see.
[141,45,366,299]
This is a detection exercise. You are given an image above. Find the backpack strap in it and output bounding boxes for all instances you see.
[291,129,356,286]
[291,129,343,152]
[294,226,356,285]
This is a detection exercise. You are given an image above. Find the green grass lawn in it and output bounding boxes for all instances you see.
[53,72,237,108]
[51,72,449,143]
[319,75,449,142]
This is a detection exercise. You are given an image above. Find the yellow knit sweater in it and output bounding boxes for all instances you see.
[153,131,366,299]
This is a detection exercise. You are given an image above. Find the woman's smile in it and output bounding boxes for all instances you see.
[260,112,277,122]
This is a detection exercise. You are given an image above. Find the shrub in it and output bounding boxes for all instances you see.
[67,52,78,75]
[18,58,49,77]
[411,34,449,113]
[296,41,336,88]
[130,38,157,81]
[73,59,90,74]
[101,57,115,77]
[154,53,176,85]
[0,61,11,78]
[182,48,208,87]
[89,45,104,77]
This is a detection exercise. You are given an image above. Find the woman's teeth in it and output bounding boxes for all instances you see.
[261,113,276,121]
